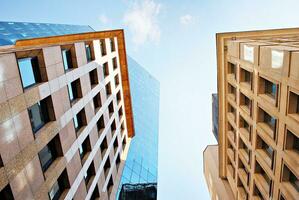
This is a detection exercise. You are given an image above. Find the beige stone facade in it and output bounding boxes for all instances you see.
[204,28,299,200]
[0,30,134,200]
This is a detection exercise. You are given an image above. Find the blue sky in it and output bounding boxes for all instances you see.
[2,0,299,199]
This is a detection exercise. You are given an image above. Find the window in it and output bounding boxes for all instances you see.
[282,164,299,192]
[288,90,299,119]
[258,107,277,140]
[100,39,107,56]
[122,136,126,151]
[100,137,108,155]
[90,185,100,200]
[48,169,70,200]
[84,162,95,186]
[112,57,118,70]
[285,129,299,156]
[256,134,275,169]
[228,83,236,101]
[255,161,273,197]
[240,68,253,90]
[253,184,263,199]
[110,38,116,52]
[28,96,54,133]
[116,91,121,103]
[97,115,105,135]
[104,157,111,178]
[18,56,42,89]
[61,45,78,71]
[103,62,109,77]
[38,134,63,172]
[239,138,251,165]
[73,109,87,132]
[113,137,118,152]
[93,92,102,111]
[108,102,114,116]
[228,103,236,122]
[121,122,125,137]
[79,136,91,161]
[118,107,123,119]
[228,62,237,80]
[259,77,279,106]
[116,154,121,170]
[106,83,112,96]
[240,92,252,116]
[67,79,82,102]
[238,159,250,186]
[89,68,98,87]
[228,122,236,143]
[114,74,120,86]
[111,120,116,133]
[107,176,114,196]
[0,184,14,200]
[85,42,94,62]
[239,116,252,142]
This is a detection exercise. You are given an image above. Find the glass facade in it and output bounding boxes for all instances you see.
[117,56,160,198]
[0,21,94,46]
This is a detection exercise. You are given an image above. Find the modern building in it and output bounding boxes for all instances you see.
[204,28,299,200]
[0,21,135,200]
[117,56,159,200]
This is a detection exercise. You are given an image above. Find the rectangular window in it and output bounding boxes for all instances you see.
[112,57,118,70]
[73,109,87,132]
[110,38,116,52]
[18,56,42,88]
[79,136,91,161]
[240,92,252,116]
[89,68,98,86]
[259,77,279,106]
[240,68,253,90]
[62,49,73,71]
[116,154,121,170]
[258,107,277,140]
[93,92,102,111]
[48,169,70,200]
[288,91,299,120]
[114,74,120,86]
[67,79,82,102]
[116,91,121,103]
[253,184,263,199]
[282,164,299,192]
[228,83,236,101]
[256,134,275,169]
[239,116,252,142]
[100,39,107,56]
[84,162,95,186]
[106,83,112,96]
[108,102,114,116]
[113,137,118,153]
[104,158,111,178]
[107,177,114,195]
[38,134,62,172]
[85,42,94,62]
[228,62,237,80]
[118,106,123,119]
[100,137,108,155]
[122,136,126,151]
[103,62,109,77]
[228,103,236,123]
[285,129,299,155]
[28,96,54,133]
[97,115,105,135]
[255,161,273,197]
[90,185,100,200]
[111,120,116,132]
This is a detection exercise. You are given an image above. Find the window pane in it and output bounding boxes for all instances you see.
[73,116,79,129]
[18,58,36,88]
[62,50,72,71]
[67,83,74,101]
[49,181,60,200]
[85,45,92,62]
[28,102,45,132]
[39,145,53,171]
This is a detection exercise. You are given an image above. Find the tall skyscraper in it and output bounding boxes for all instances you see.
[0,21,135,200]
[117,56,159,200]
[204,28,299,200]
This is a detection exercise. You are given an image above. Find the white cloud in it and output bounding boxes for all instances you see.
[123,0,161,46]
[99,14,109,25]
[180,14,193,25]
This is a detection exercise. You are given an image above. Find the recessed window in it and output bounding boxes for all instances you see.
[93,92,102,111]
[228,62,237,80]
[227,156,235,179]
[228,122,236,143]
[97,115,105,135]
[61,45,77,71]
[89,68,98,87]
[67,79,82,102]
[108,102,114,116]
[103,62,109,77]
[100,39,107,56]
[228,103,236,123]
[240,92,252,116]
[240,68,253,90]
[227,140,235,163]
[79,136,91,161]
[114,74,120,86]
[228,83,236,101]
[112,57,118,70]
[122,136,127,150]
[255,161,273,198]
[84,162,95,187]
[239,138,251,165]
[0,184,14,200]
[282,164,299,192]
[256,134,275,169]
[107,176,114,196]
[116,91,121,103]
[106,82,112,97]
[259,77,279,106]
[73,109,87,132]
[100,137,108,155]
[113,137,118,152]
[238,159,250,186]
[111,120,116,132]
[285,129,299,156]
[116,154,121,170]
[48,169,70,200]
[253,184,263,199]
[118,106,123,119]
[237,176,248,199]
[28,96,55,133]
[104,157,111,178]
[90,185,100,200]
[279,193,286,200]
[258,107,277,140]
[85,42,95,62]
[239,115,252,142]
[110,38,116,52]
[121,122,125,137]
[288,90,299,119]
[38,134,63,172]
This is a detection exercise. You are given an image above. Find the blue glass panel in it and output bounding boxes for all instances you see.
[73,116,79,129]
[0,21,94,46]
[67,83,74,101]
[18,58,36,88]
[62,50,69,71]
[117,56,159,198]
